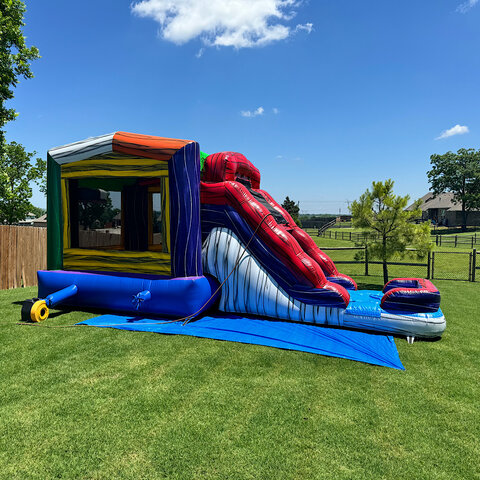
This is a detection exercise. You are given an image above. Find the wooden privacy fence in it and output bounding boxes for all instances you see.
[79,230,122,248]
[0,225,46,290]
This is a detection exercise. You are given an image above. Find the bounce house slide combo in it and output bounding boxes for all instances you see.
[24,132,446,369]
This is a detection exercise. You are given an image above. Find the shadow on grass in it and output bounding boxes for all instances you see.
[12,300,30,306]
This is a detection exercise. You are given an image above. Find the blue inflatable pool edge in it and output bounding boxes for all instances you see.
[78,313,405,370]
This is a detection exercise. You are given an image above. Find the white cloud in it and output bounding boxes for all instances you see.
[272,107,279,114]
[241,106,265,118]
[131,0,313,49]
[294,22,313,34]
[435,124,470,140]
[457,0,479,13]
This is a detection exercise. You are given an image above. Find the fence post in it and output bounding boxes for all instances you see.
[472,249,477,282]
[427,251,431,279]
[436,235,438,246]
[431,252,435,279]
[349,232,352,241]
[469,252,472,281]
[455,235,458,247]
[364,245,369,276]
[472,236,474,249]
[335,231,337,240]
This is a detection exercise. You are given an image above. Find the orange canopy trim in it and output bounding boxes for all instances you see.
[48,132,195,165]
[112,132,194,162]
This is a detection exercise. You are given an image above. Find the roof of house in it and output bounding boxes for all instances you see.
[407,192,464,211]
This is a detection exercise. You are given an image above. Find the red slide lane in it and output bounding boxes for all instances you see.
[255,189,357,290]
[201,180,350,306]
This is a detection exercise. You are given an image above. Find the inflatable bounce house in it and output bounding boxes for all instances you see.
[23,132,446,369]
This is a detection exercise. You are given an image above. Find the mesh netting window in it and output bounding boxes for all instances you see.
[69,178,166,252]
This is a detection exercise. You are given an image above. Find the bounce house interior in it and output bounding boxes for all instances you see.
[22,132,447,369]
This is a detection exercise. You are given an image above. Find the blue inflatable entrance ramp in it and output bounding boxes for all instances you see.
[78,314,405,370]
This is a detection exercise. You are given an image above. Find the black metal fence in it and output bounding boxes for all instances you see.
[317,230,370,243]
[430,250,475,281]
[432,234,480,249]
[317,229,480,249]
[319,246,477,282]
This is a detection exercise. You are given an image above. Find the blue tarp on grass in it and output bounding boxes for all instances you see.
[78,314,405,370]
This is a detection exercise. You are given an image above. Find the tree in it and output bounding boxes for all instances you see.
[78,194,120,230]
[427,148,480,231]
[0,0,40,147]
[282,196,302,227]
[350,179,432,284]
[29,205,45,218]
[0,141,46,224]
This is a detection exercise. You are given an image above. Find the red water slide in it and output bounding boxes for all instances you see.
[255,188,357,290]
[200,152,357,307]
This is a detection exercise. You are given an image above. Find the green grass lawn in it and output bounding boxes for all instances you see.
[1,281,479,479]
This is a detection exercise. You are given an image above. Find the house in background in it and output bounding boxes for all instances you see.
[33,214,47,228]
[409,192,480,226]
[17,212,37,226]
[17,212,47,227]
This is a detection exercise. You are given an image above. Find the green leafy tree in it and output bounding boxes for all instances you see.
[0,141,46,224]
[29,205,45,218]
[427,148,480,231]
[350,179,432,284]
[0,0,40,147]
[78,194,120,230]
[282,196,302,227]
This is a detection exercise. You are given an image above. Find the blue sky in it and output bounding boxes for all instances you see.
[6,0,480,213]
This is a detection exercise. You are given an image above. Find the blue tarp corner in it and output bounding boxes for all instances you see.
[78,314,405,370]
